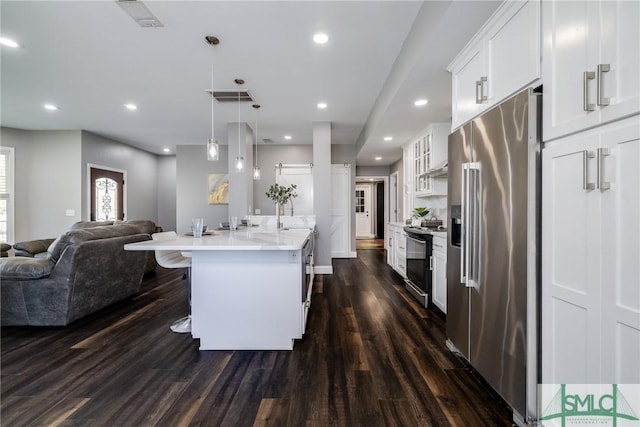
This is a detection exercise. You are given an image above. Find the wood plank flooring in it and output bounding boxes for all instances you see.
[1,249,514,426]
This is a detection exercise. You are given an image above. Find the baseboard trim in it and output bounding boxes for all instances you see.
[314,265,333,275]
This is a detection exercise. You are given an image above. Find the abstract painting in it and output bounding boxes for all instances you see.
[208,173,229,204]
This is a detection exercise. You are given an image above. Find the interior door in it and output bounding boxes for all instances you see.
[331,164,351,258]
[276,165,313,215]
[90,167,124,221]
[355,184,372,238]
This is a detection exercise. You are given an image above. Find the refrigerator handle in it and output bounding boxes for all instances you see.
[468,162,481,289]
[460,163,472,287]
[460,165,467,285]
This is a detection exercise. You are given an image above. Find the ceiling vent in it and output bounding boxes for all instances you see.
[116,0,164,28]
[262,138,275,144]
[208,90,255,103]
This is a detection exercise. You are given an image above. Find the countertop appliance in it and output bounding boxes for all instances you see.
[403,226,433,308]
[447,87,541,426]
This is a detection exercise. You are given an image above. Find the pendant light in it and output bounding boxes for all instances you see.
[252,104,261,180]
[206,36,219,161]
[235,79,244,171]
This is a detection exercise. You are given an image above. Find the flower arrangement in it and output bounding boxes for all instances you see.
[266,183,298,206]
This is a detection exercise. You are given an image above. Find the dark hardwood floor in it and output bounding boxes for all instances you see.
[1,249,514,426]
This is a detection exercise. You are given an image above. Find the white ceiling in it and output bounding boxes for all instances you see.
[0,1,500,166]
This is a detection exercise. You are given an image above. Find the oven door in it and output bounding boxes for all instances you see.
[406,235,427,293]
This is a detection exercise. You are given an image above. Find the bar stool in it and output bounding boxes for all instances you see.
[152,231,192,333]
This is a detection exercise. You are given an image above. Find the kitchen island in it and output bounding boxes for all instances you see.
[125,228,314,350]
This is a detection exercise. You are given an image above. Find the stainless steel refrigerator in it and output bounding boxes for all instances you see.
[446,87,541,426]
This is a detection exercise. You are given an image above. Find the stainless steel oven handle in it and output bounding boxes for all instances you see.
[407,236,426,246]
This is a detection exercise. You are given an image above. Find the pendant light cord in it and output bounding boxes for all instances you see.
[210,47,214,139]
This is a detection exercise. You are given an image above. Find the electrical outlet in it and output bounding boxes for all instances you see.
[65,209,75,217]
[289,250,299,263]
[255,208,261,214]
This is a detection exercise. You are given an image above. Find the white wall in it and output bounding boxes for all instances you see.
[81,131,158,222]
[1,127,82,241]
[176,145,229,234]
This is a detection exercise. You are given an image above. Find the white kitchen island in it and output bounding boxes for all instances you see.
[125,228,314,350]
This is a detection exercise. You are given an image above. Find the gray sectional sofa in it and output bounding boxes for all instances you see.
[1,221,158,326]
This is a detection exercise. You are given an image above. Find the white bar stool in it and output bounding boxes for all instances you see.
[152,231,192,333]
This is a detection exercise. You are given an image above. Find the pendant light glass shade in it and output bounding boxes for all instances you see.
[207,138,219,161]
[236,156,244,171]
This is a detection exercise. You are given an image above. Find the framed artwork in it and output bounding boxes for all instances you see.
[208,173,229,204]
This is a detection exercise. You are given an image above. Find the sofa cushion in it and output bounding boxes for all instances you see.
[13,239,55,257]
[0,257,55,280]
[47,224,143,263]
[69,221,114,230]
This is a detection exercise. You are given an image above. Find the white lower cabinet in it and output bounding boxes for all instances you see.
[542,117,640,385]
[387,224,407,279]
[431,235,447,314]
[395,230,406,278]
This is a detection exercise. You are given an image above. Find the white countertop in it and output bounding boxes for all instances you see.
[125,228,312,251]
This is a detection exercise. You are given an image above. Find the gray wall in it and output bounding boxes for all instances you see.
[355,165,391,177]
[176,145,229,234]
[81,131,158,223]
[157,155,177,232]
[1,127,82,241]
[253,144,313,215]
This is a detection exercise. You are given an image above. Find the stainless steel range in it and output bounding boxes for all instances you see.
[403,226,433,308]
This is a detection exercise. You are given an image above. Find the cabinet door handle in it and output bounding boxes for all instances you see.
[430,255,433,271]
[582,150,595,191]
[475,77,488,104]
[597,63,610,106]
[597,147,611,190]
[583,71,596,111]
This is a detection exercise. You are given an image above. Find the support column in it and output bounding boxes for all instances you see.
[227,122,254,219]
[313,122,332,274]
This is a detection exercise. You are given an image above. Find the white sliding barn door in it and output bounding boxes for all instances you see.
[275,164,313,215]
[331,164,351,258]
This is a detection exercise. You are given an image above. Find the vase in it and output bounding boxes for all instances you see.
[276,203,284,230]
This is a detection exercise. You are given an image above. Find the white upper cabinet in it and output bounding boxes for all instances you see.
[543,0,640,142]
[414,123,449,197]
[449,0,541,130]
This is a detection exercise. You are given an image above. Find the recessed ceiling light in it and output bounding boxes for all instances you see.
[313,33,329,44]
[375,156,382,161]
[0,37,19,48]
[414,99,428,106]
[43,104,59,111]
[163,148,170,153]
[124,103,138,111]
[384,136,393,141]
[317,102,327,109]
[284,135,292,140]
